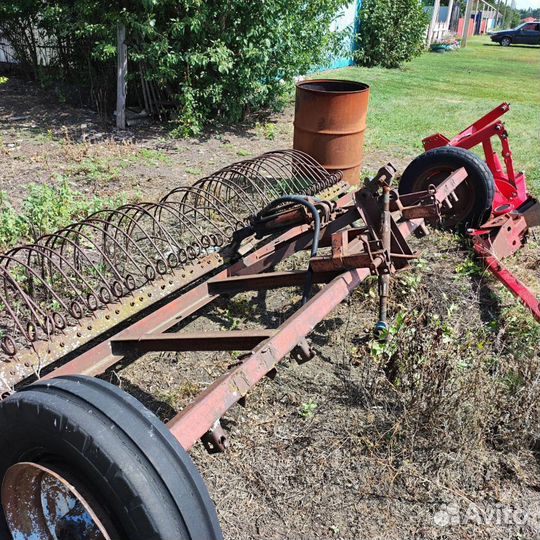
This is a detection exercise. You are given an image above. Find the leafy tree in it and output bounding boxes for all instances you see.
[494,1,522,28]
[0,0,351,135]
[518,7,540,20]
[0,1,117,111]
[127,0,352,135]
[510,11,522,27]
[354,0,429,69]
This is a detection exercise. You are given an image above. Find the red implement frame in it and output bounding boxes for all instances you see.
[470,211,540,322]
[423,103,540,322]
[38,166,466,452]
[423,102,528,214]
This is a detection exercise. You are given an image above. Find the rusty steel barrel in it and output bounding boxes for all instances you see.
[293,79,370,184]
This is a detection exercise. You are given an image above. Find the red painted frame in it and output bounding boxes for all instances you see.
[422,102,529,215]
[423,103,539,322]
[473,238,540,322]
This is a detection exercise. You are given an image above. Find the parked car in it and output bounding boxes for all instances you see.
[489,21,540,46]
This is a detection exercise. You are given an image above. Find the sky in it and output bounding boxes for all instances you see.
[513,0,539,9]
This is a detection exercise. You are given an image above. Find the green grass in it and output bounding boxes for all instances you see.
[68,148,172,183]
[322,37,540,193]
[133,148,172,164]
[0,179,127,248]
[70,157,122,183]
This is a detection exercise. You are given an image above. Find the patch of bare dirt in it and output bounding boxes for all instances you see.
[0,76,409,208]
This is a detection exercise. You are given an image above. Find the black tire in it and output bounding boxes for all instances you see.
[399,146,495,229]
[501,37,511,47]
[0,375,223,540]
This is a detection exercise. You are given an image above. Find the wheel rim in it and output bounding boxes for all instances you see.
[1,462,112,540]
[411,166,475,228]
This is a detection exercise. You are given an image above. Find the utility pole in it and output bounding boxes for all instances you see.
[427,0,441,46]
[446,0,455,31]
[116,22,127,130]
[462,0,474,47]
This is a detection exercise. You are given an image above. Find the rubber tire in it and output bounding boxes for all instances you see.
[501,37,511,47]
[0,376,223,540]
[398,146,495,230]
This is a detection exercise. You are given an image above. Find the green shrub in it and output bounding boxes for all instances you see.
[354,0,429,68]
[0,179,126,248]
[0,0,351,135]
[0,192,26,248]
[132,0,352,134]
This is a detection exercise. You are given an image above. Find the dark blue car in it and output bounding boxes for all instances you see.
[489,21,540,46]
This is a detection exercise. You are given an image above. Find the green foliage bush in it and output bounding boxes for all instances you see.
[0,1,117,112]
[0,0,350,135]
[354,0,429,68]
[0,179,125,248]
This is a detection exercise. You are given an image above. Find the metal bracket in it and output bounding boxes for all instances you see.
[201,419,229,454]
[291,338,315,364]
[469,213,528,259]
[363,163,397,192]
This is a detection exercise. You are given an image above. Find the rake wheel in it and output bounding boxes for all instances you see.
[0,150,343,372]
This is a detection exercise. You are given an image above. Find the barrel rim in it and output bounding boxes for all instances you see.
[296,79,370,95]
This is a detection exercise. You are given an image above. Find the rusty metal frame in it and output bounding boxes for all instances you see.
[0,149,345,390]
[40,196,359,384]
[168,214,425,450]
[5,160,536,458]
[33,165,466,453]
[1,137,538,540]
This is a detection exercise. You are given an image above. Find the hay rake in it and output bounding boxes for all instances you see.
[0,108,538,539]
[0,150,342,389]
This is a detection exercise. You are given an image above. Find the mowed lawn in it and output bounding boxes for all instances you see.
[323,36,540,194]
